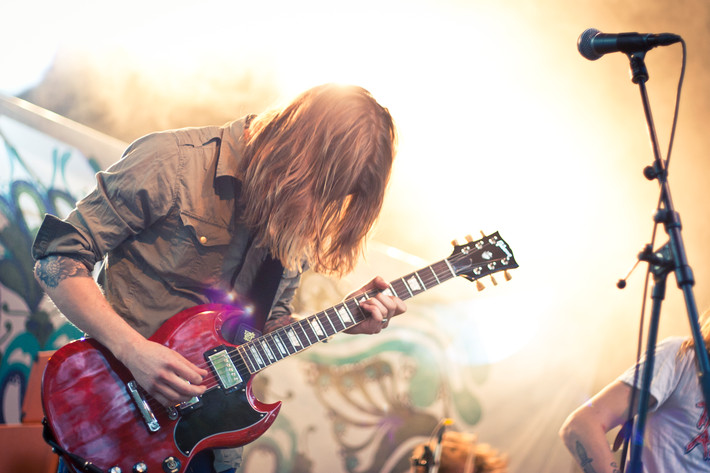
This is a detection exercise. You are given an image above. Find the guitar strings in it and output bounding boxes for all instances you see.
[140,243,505,413]
[190,246,485,383]
[192,250,467,381]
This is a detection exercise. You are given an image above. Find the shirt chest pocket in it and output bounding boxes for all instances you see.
[158,211,236,287]
[179,211,233,247]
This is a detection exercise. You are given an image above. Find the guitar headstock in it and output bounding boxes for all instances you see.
[449,232,518,289]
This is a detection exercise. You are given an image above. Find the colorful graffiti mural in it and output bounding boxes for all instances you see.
[0,114,96,423]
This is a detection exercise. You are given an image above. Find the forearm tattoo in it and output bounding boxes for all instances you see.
[34,256,91,288]
[575,441,597,473]
[573,441,621,473]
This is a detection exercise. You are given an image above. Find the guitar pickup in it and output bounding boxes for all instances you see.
[205,345,243,393]
[127,380,160,432]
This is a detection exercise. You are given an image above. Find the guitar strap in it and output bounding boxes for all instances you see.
[242,251,284,333]
[230,240,284,334]
[42,418,103,473]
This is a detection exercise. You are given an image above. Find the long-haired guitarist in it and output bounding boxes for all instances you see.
[32,84,407,473]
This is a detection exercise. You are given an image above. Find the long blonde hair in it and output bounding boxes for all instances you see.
[681,309,710,354]
[240,84,397,276]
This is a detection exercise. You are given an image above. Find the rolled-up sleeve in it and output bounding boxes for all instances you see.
[32,213,103,270]
[32,132,181,268]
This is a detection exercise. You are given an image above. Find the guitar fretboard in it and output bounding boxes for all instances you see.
[236,258,458,375]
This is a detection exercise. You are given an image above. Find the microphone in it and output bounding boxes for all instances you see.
[578,28,681,61]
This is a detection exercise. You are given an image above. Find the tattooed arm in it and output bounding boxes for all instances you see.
[559,380,652,473]
[34,255,208,406]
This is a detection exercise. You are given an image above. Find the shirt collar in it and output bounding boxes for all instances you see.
[216,117,249,180]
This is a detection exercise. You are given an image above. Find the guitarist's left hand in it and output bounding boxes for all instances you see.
[344,276,406,334]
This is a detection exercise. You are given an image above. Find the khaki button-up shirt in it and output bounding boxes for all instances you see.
[33,118,301,338]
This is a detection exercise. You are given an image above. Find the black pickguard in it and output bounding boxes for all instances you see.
[173,382,263,454]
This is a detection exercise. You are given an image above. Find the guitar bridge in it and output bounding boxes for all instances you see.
[127,380,160,432]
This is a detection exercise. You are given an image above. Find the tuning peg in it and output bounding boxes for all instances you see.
[479,230,486,237]
[451,239,460,247]
[489,274,498,286]
[476,280,485,291]
[504,270,512,281]
[465,234,473,242]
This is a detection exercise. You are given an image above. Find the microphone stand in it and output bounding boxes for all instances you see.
[625,51,710,473]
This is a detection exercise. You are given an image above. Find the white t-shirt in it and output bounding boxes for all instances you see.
[618,336,710,472]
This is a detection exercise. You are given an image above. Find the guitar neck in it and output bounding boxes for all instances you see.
[237,256,458,375]
[236,231,517,375]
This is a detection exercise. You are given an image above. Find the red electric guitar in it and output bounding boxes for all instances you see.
[42,232,518,473]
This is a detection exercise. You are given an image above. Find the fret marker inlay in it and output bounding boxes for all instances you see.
[261,341,275,360]
[286,328,301,347]
[249,346,264,367]
[406,275,422,292]
[274,335,288,356]
[310,319,325,337]
[338,306,353,323]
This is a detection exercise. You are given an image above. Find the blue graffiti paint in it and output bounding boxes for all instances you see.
[0,127,93,424]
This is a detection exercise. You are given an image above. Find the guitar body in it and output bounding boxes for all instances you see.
[42,304,281,473]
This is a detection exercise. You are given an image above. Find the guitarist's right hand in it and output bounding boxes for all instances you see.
[34,256,209,408]
[120,339,209,407]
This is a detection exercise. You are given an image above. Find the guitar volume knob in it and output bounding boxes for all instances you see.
[163,457,182,473]
[133,463,148,473]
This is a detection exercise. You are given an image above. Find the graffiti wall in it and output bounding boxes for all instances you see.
[0,95,124,424]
